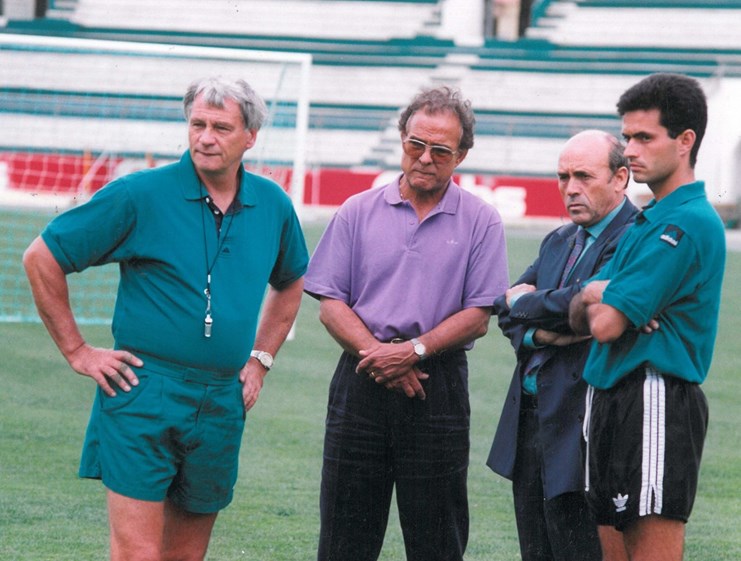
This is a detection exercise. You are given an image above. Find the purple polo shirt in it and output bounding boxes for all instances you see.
[304,175,509,343]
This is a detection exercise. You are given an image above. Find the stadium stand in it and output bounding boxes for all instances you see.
[45,0,79,19]
[1,0,739,218]
[528,1,741,49]
[0,41,306,164]
[70,0,442,41]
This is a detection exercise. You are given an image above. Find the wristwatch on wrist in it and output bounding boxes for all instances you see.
[410,338,427,360]
[250,350,274,371]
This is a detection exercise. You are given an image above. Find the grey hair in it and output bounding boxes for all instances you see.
[397,86,475,150]
[605,133,629,176]
[568,129,630,188]
[183,77,269,131]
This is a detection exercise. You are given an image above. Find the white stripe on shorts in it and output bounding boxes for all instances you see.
[640,368,666,516]
[583,384,595,492]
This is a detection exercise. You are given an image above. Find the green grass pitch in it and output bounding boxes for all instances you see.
[1,212,739,560]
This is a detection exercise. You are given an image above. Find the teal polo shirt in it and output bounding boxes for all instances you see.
[42,151,308,374]
[582,181,725,389]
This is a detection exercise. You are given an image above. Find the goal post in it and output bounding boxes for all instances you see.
[0,33,312,209]
[0,33,311,323]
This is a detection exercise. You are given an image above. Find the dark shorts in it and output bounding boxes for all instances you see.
[585,366,708,531]
[79,356,246,513]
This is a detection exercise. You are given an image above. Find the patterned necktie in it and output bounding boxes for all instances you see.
[522,227,589,395]
[558,227,588,288]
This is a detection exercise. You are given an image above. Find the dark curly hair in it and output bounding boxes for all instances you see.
[617,73,707,168]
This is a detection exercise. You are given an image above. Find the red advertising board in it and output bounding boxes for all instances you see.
[0,153,565,219]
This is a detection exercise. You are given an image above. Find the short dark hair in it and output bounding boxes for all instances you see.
[617,73,707,167]
[398,86,475,150]
[183,76,268,131]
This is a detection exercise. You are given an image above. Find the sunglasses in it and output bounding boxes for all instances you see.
[402,138,458,164]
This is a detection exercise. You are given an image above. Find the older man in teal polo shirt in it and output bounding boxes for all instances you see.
[23,77,308,561]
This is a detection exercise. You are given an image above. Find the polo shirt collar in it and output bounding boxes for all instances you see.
[178,150,256,209]
[637,181,705,224]
[385,173,461,215]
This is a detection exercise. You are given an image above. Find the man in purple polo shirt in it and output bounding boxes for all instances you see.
[304,86,509,561]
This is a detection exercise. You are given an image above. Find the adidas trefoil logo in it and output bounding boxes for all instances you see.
[612,493,629,513]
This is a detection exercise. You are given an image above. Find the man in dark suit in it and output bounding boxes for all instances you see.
[487,129,638,561]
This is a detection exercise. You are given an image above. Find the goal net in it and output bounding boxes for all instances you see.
[0,34,311,323]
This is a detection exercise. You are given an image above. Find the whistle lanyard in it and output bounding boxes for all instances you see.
[200,186,236,338]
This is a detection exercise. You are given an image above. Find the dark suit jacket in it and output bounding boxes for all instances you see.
[486,199,639,500]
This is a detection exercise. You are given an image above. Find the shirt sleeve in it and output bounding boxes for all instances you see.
[269,203,310,289]
[601,223,699,328]
[41,179,137,274]
[303,209,353,303]
[461,215,509,309]
[523,328,543,349]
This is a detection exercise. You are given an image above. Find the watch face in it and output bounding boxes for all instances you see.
[252,351,273,369]
[259,352,273,368]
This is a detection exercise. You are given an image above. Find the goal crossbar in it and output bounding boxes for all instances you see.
[0,33,311,212]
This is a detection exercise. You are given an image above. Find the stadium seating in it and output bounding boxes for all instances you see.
[70,0,441,41]
[1,0,740,186]
[528,1,741,49]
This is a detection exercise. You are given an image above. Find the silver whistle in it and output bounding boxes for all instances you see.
[204,313,213,338]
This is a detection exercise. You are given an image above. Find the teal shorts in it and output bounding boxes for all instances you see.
[79,355,246,513]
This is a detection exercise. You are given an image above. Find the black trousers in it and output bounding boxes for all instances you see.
[317,350,470,561]
[512,400,602,561]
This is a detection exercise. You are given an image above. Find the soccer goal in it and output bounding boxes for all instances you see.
[0,33,311,323]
